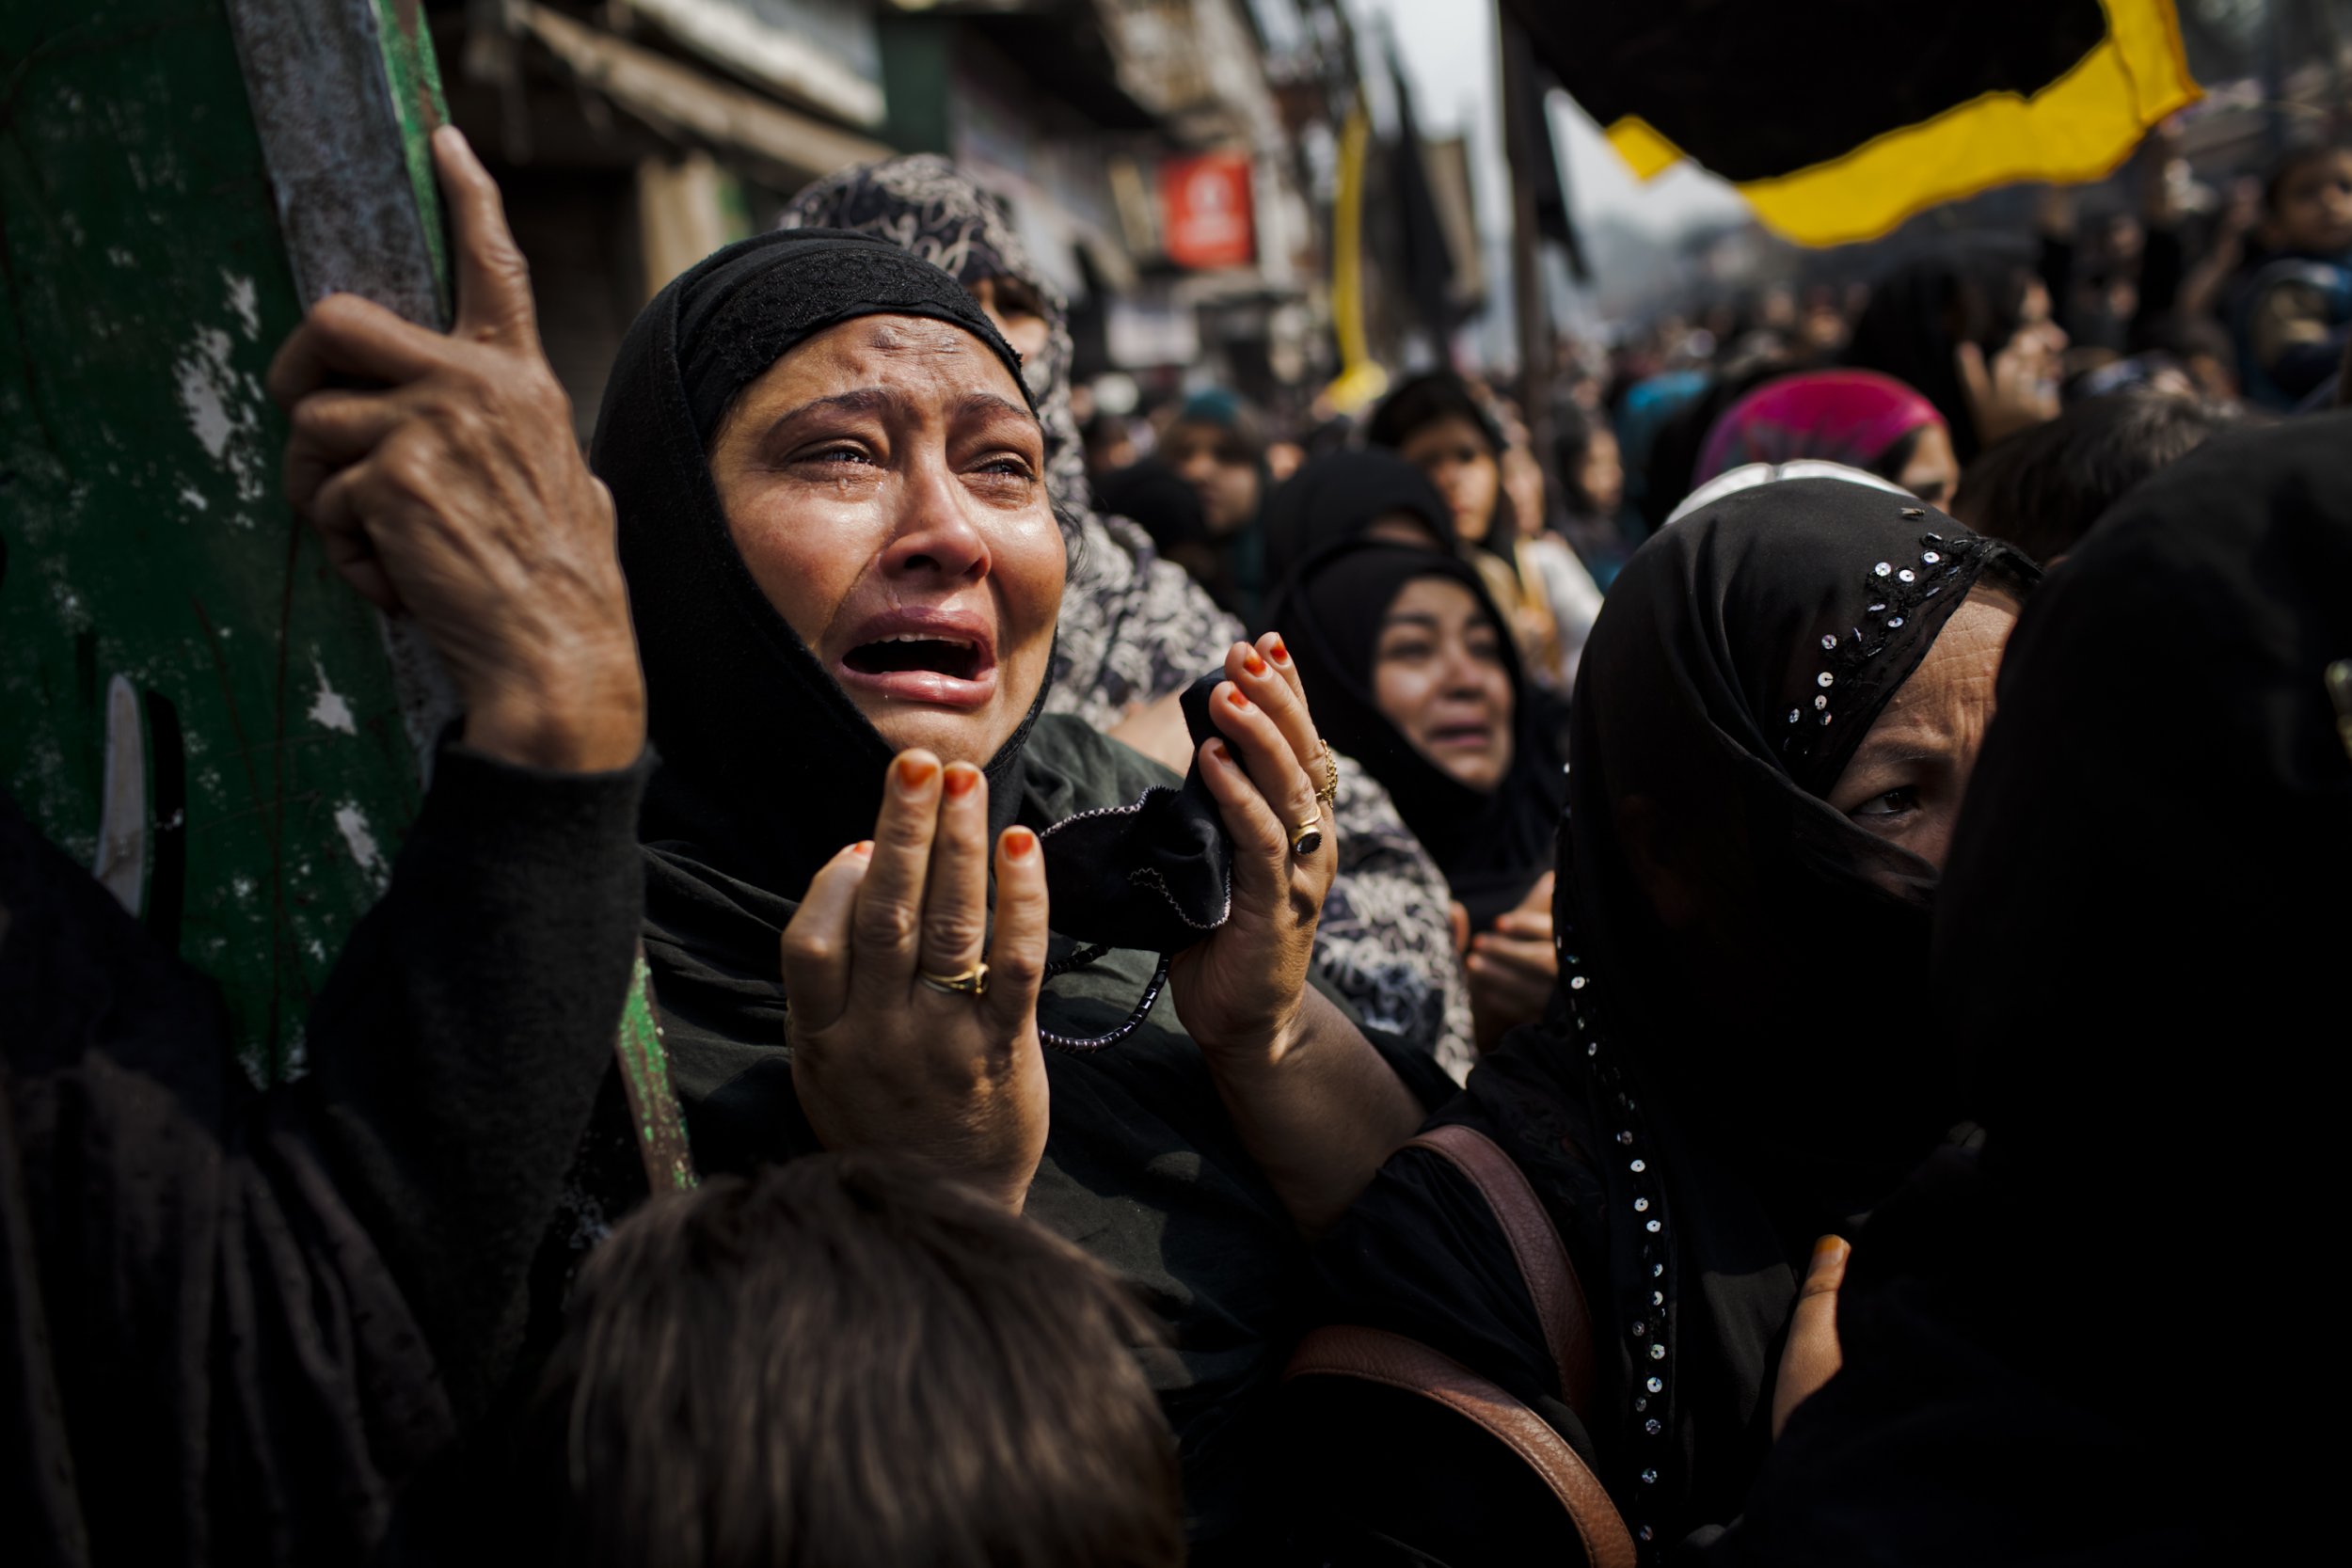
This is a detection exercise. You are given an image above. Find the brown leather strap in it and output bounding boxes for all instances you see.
[1407,1122,1597,1415]
[1288,1325,1637,1568]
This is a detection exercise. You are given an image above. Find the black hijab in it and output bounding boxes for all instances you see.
[587,234,1452,1546]
[594,227,1230,1027]
[591,228,1041,899]
[1364,371,1518,555]
[1708,410,2352,1568]
[1459,478,2034,1543]
[1263,539,1562,929]
[1261,449,1458,586]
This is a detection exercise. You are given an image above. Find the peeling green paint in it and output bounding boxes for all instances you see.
[614,956,697,1193]
[5,1,695,1189]
[1,1,421,1075]
[371,0,450,320]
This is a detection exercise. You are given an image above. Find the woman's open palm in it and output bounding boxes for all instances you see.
[780,752,1051,1212]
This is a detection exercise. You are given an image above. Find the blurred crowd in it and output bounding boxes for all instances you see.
[1077,137,2351,679]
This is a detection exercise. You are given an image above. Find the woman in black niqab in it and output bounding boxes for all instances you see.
[1705,411,2352,1568]
[1311,478,2035,1560]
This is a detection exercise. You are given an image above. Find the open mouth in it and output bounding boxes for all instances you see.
[842,634,986,682]
[1427,722,1494,750]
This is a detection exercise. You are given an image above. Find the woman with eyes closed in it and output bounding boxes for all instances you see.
[1265,529,1566,1057]
[1305,478,2036,1563]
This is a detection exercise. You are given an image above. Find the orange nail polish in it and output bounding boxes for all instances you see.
[1227,687,1250,710]
[1269,639,1290,663]
[851,840,874,857]
[1003,827,1037,859]
[1244,653,1267,676]
[943,764,979,798]
[896,755,938,790]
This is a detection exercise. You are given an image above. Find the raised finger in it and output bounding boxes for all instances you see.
[1798,1235,1850,1301]
[778,841,873,1032]
[266,293,449,407]
[1262,629,1313,714]
[433,126,540,350]
[918,763,992,988]
[850,752,944,1003]
[1205,681,1323,854]
[1197,736,1295,898]
[982,825,1049,1037]
[1225,638,1321,772]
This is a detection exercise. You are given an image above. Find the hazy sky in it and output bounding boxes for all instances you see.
[1358,0,1751,240]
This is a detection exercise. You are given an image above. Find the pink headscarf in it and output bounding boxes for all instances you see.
[1694,370,1946,487]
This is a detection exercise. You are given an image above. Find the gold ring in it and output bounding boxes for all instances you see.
[1289,819,1324,857]
[918,961,990,998]
[1313,739,1340,807]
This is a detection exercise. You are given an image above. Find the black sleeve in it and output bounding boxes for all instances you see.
[296,741,651,1423]
[3,748,647,1564]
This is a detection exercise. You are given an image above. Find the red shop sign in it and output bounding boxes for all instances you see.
[1161,152,1256,270]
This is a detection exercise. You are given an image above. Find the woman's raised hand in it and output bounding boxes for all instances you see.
[780,753,1052,1212]
[267,127,641,774]
[1468,871,1558,1053]
[1170,634,1338,1059]
[1772,1235,1851,1440]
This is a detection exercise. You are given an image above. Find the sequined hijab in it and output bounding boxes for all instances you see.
[1453,477,2035,1542]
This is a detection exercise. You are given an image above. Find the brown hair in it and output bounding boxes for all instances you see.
[532,1153,1183,1568]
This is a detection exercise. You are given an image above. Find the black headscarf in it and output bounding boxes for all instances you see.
[591,228,1040,899]
[1364,371,1518,555]
[1261,450,1458,587]
[1460,478,2033,1542]
[1095,457,1210,554]
[1844,241,2040,464]
[1263,540,1562,929]
[1708,410,2352,1568]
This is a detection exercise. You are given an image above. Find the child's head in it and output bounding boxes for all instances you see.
[2262,144,2352,256]
[533,1153,1183,1568]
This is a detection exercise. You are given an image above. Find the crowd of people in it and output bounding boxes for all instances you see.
[4,119,2348,1567]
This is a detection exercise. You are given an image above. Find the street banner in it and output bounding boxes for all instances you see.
[1510,0,2201,245]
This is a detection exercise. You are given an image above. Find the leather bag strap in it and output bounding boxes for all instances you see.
[1406,1122,1597,1415]
[1287,1325,1637,1568]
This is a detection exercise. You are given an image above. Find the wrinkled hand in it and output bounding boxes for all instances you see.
[268,126,641,772]
[1168,634,1336,1060]
[1771,1235,1851,1440]
[781,753,1051,1212]
[1468,871,1556,1053]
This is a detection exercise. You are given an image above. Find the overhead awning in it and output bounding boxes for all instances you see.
[515,2,891,187]
[619,0,885,129]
